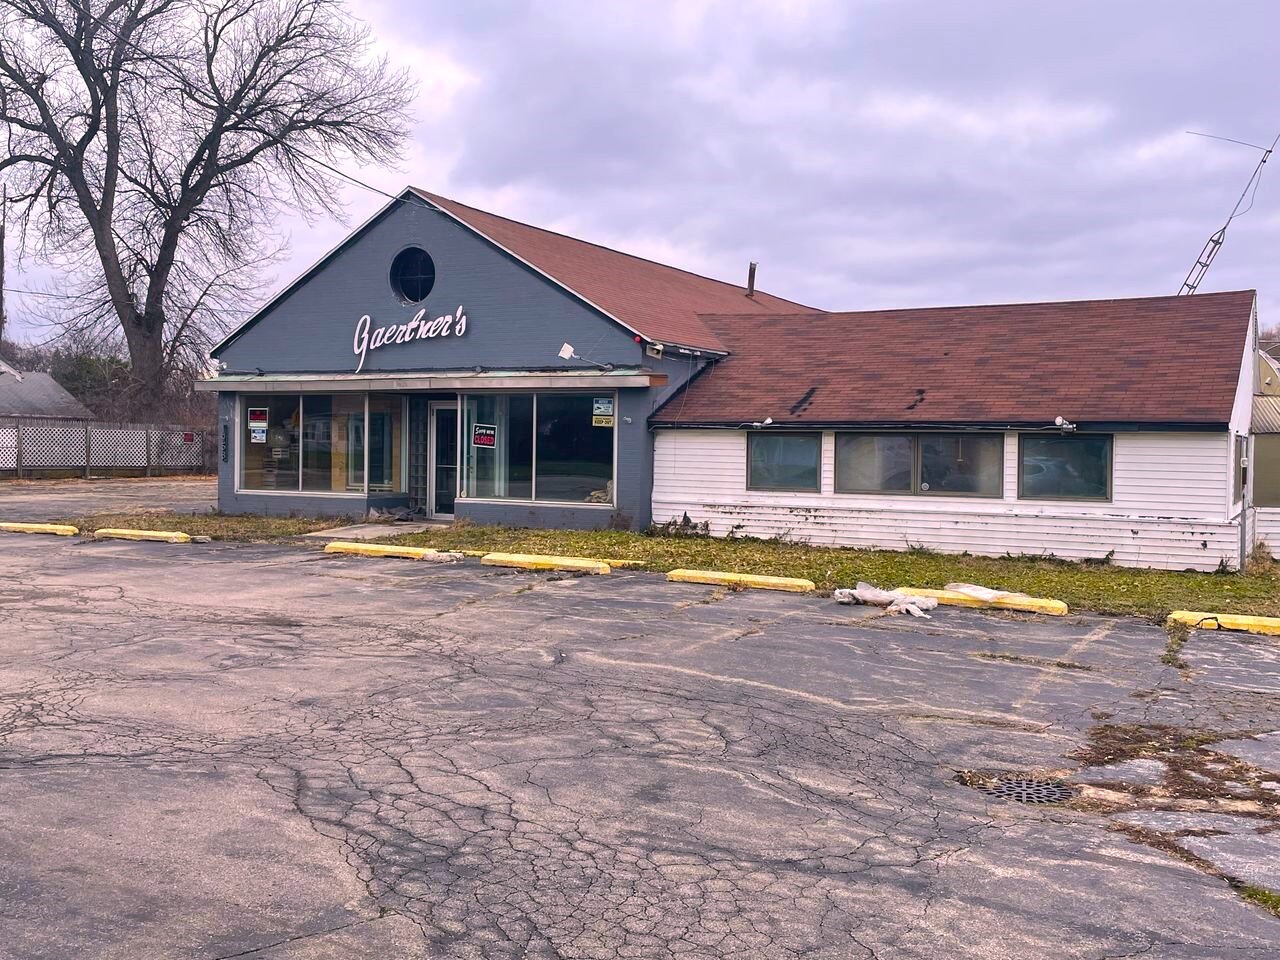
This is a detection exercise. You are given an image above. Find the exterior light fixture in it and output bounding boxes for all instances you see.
[557,342,613,370]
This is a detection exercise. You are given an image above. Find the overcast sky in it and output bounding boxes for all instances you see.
[7,0,1280,339]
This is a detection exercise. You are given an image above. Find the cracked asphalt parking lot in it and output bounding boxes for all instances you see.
[1,536,1279,959]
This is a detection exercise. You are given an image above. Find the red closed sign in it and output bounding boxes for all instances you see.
[471,424,497,448]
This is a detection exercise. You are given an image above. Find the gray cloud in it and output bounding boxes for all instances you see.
[7,0,1280,338]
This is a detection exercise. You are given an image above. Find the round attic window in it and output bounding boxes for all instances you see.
[390,246,436,303]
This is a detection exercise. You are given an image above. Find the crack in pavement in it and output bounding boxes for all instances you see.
[0,537,1278,958]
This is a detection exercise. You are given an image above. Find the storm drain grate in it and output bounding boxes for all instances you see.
[984,777,1076,804]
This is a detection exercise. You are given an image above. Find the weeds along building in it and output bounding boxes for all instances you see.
[200,188,1268,571]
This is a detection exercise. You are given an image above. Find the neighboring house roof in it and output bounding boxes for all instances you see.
[411,189,816,351]
[1254,396,1280,434]
[0,370,94,419]
[1259,351,1280,397]
[652,290,1257,428]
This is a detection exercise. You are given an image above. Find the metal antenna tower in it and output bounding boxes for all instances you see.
[1178,131,1280,295]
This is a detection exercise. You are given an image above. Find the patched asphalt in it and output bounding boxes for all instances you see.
[1,534,1278,958]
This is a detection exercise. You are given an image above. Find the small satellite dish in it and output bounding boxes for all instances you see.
[558,342,575,360]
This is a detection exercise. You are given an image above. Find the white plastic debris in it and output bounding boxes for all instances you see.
[833,582,939,618]
[944,582,1035,604]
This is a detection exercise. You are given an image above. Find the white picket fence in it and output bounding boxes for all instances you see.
[0,417,206,475]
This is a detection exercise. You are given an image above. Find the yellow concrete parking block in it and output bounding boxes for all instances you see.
[323,541,460,561]
[454,549,639,565]
[481,552,611,574]
[665,569,815,593]
[1168,610,1280,637]
[0,522,79,537]
[93,528,192,544]
[895,587,1068,616]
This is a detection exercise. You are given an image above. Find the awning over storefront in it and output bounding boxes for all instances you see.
[1254,395,1280,434]
[197,368,666,393]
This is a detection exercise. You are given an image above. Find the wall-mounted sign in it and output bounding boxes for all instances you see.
[592,415,614,428]
[471,423,497,448]
[353,305,469,373]
[247,407,268,443]
[592,397,614,417]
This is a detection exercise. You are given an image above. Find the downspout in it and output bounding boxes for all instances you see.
[1241,297,1261,570]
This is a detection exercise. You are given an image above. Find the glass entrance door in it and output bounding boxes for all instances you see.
[429,403,457,518]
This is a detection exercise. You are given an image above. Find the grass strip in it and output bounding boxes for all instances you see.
[59,513,1280,620]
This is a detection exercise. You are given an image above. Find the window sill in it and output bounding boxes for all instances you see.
[234,488,368,498]
[1017,495,1113,504]
[459,497,617,509]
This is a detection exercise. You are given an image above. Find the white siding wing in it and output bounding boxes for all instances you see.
[653,429,1238,571]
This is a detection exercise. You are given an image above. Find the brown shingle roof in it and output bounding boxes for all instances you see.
[652,290,1256,427]
[413,189,816,350]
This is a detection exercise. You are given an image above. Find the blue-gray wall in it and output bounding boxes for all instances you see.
[214,197,642,374]
[213,195,713,529]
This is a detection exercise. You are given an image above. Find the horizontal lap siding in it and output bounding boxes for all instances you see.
[1257,510,1280,553]
[653,430,1237,571]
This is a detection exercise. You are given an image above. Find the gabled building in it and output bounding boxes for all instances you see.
[201,188,1264,570]
[0,359,95,420]
[203,188,811,528]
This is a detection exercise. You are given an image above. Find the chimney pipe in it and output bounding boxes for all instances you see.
[746,261,757,298]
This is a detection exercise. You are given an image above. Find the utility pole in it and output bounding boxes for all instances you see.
[1179,131,1280,295]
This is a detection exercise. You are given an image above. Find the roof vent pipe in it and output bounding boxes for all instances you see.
[746,261,758,299]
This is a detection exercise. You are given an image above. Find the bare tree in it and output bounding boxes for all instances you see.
[0,0,413,405]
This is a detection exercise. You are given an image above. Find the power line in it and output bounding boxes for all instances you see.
[2,285,260,312]
[1186,130,1272,152]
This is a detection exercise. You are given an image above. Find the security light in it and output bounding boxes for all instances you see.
[557,341,613,370]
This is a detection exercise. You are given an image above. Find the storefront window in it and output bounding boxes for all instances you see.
[835,434,913,493]
[747,433,821,492]
[462,394,533,499]
[1018,434,1111,500]
[833,432,1002,497]
[302,395,366,492]
[367,394,405,492]
[920,434,1003,496]
[535,395,614,502]
[458,393,615,503]
[241,395,300,490]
